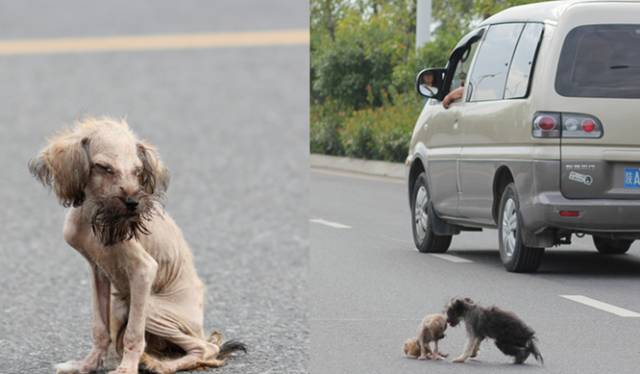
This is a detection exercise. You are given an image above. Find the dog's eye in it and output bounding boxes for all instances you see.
[94,164,114,174]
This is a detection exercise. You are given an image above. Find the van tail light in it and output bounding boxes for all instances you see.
[532,112,560,138]
[562,114,602,138]
[532,112,603,138]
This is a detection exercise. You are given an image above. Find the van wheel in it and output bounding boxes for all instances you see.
[593,236,633,255]
[498,183,544,272]
[411,172,452,253]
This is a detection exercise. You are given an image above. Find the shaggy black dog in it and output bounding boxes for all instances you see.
[445,297,543,364]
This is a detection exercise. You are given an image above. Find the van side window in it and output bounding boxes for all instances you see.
[468,23,524,101]
[451,41,480,92]
[504,23,544,99]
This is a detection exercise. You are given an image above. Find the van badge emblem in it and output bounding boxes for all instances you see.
[568,171,593,186]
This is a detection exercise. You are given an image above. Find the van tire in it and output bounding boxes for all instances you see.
[411,172,452,253]
[498,183,544,272]
[593,236,632,255]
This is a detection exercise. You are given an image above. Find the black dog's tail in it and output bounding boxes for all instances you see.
[527,338,543,365]
[218,340,248,359]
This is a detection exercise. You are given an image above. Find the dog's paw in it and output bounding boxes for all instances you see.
[209,330,224,346]
[55,359,100,374]
[452,356,467,363]
[55,361,81,374]
[108,365,138,374]
[438,352,449,358]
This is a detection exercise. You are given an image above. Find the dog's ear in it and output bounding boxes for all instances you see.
[29,136,91,207]
[452,298,468,312]
[137,141,170,195]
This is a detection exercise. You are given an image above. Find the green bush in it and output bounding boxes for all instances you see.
[312,4,415,109]
[341,92,424,162]
[310,100,346,156]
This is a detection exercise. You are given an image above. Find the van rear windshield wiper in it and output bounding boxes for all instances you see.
[609,65,640,69]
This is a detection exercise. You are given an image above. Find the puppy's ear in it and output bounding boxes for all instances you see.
[137,141,170,195]
[29,136,91,207]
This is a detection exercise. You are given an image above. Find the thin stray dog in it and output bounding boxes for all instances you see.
[29,117,246,374]
[403,313,448,360]
[445,297,543,365]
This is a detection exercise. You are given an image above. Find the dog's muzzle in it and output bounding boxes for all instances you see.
[124,196,139,212]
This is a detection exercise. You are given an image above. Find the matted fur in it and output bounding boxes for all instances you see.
[445,297,543,365]
[87,194,162,246]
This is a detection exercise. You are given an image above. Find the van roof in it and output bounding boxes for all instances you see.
[480,0,634,26]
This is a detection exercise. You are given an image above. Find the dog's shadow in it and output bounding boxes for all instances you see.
[461,359,543,370]
[405,357,542,371]
[449,248,640,277]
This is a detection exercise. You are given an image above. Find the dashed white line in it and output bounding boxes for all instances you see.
[310,218,352,229]
[560,295,640,317]
[429,253,473,263]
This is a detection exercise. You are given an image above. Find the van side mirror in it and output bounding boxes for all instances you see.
[416,68,445,99]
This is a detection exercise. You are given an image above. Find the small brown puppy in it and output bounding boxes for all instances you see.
[403,314,448,360]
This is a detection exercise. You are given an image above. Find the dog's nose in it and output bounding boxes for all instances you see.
[124,197,139,211]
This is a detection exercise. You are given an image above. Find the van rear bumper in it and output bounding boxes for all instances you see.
[521,191,640,234]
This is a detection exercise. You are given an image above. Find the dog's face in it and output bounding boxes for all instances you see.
[29,118,170,245]
[403,338,420,357]
[445,297,474,327]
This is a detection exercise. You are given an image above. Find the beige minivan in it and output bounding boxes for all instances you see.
[406,0,640,272]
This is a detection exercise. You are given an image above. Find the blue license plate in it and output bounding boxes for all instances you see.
[624,168,640,188]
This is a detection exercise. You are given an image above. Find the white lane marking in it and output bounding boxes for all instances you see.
[429,253,473,263]
[560,295,640,317]
[310,218,351,229]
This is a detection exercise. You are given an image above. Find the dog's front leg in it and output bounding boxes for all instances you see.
[433,339,447,359]
[109,242,157,374]
[470,337,482,358]
[56,265,111,374]
[453,337,478,363]
[417,341,432,360]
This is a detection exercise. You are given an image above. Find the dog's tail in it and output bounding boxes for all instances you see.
[208,329,247,359]
[527,338,543,365]
[218,340,248,359]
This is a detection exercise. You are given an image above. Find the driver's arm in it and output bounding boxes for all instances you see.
[442,86,464,109]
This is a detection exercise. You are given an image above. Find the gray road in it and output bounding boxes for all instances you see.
[310,169,640,374]
[0,2,308,373]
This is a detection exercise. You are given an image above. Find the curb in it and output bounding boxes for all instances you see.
[310,154,405,180]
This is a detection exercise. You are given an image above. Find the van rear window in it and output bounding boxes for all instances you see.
[556,24,640,98]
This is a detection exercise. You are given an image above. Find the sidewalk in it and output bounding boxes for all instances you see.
[310,154,405,179]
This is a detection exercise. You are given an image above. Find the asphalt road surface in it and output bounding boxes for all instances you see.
[0,1,308,373]
[310,168,640,374]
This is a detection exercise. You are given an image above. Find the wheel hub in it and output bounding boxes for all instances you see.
[501,198,518,258]
[414,186,429,242]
